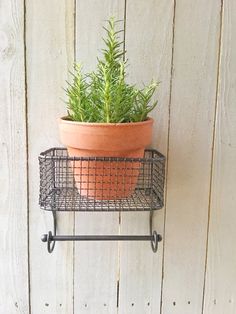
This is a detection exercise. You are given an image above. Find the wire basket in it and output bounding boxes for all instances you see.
[39,148,165,212]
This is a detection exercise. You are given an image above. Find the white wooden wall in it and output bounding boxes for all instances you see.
[0,1,235,313]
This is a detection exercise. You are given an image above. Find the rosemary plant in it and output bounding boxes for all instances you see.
[66,18,158,123]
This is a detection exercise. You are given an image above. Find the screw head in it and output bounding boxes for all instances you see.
[41,234,48,242]
[157,234,162,242]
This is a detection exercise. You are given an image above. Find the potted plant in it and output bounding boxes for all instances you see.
[58,18,158,200]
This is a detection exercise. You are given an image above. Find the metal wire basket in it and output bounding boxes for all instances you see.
[39,148,165,212]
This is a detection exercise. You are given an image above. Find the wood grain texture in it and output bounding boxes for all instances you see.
[161,1,222,313]
[26,1,75,313]
[74,2,125,313]
[1,1,236,313]
[203,1,236,313]
[118,1,174,313]
[0,1,29,313]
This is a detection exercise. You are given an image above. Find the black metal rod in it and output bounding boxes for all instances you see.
[42,234,162,242]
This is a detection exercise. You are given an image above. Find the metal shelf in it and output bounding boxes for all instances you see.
[39,148,165,253]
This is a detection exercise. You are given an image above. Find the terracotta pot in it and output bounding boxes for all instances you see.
[58,117,153,200]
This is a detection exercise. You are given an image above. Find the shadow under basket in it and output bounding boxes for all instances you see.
[39,148,165,211]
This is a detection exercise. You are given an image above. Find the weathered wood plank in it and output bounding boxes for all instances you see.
[118,1,174,313]
[161,1,222,313]
[203,1,236,313]
[0,0,29,312]
[74,2,125,313]
[26,1,75,313]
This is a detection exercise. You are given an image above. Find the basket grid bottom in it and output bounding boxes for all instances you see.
[40,187,162,212]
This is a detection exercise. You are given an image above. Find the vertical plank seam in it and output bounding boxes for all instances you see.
[201,1,224,313]
[123,0,127,60]
[160,0,177,313]
[72,1,76,313]
[117,3,127,312]
[23,0,31,313]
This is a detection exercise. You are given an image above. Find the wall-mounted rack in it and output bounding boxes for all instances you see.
[39,148,165,253]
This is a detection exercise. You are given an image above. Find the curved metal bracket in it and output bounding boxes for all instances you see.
[149,210,162,252]
[41,210,162,253]
[41,211,57,253]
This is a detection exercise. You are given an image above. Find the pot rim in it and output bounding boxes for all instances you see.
[59,116,154,127]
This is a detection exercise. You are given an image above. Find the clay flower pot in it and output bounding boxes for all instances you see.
[58,117,153,200]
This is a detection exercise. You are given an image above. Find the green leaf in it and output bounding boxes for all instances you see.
[64,17,159,123]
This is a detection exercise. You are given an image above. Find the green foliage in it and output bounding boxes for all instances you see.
[65,17,159,123]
